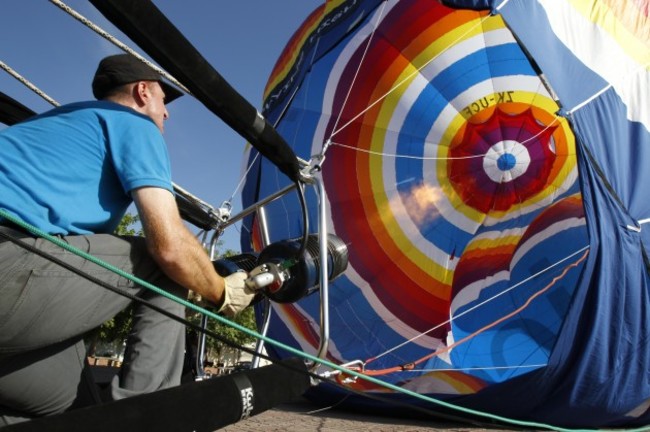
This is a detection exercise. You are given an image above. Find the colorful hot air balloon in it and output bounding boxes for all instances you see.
[242,0,650,427]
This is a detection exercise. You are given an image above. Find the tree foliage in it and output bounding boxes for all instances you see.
[186,306,258,363]
[115,213,143,236]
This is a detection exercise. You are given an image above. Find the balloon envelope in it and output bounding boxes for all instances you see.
[242,0,650,427]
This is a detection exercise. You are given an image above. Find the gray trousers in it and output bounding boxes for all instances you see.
[0,227,186,425]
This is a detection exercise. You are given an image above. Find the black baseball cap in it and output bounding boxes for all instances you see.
[92,54,183,103]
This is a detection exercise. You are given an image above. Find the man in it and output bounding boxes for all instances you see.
[0,54,256,424]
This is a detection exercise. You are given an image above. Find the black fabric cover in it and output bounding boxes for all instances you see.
[4,358,310,432]
[0,92,35,126]
[174,190,219,230]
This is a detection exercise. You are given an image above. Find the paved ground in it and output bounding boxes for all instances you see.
[220,398,525,432]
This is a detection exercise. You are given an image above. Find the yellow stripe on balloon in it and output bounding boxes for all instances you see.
[364,60,452,292]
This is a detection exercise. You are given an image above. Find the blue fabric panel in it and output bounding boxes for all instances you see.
[263,0,384,125]
[570,90,650,226]
[497,0,608,111]
[536,92,650,426]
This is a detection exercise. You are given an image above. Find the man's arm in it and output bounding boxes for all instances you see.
[131,186,226,305]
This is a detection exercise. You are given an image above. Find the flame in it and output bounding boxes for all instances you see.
[394,183,443,226]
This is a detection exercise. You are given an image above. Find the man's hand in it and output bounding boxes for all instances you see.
[218,271,256,317]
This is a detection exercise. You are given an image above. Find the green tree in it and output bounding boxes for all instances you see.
[186,306,258,365]
[115,213,142,236]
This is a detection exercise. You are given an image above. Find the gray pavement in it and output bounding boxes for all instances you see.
[220,398,523,432]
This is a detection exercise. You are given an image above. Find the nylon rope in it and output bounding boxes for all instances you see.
[415,363,547,373]
[229,150,260,203]
[0,60,60,107]
[49,0,190,95]
[321,0,389,156]
[0,208,637,432]
[494,0,512,12]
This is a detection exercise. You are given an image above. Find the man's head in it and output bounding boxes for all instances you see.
[92,54,183,103]
[92,54,182,132]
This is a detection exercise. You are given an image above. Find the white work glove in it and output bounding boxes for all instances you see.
[218,271,256,317]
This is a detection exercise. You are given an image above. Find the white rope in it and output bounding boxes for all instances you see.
[494,0,512,12]
[328,114,562,160]
[49,0,190,95]
[228,150,261,203]
[330,141,483,160]
[0,61,60,107]
[324,1,389,154]
[627,218,650,232]
[565,84,612,115]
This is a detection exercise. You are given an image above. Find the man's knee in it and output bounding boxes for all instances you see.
[0,339,90,419]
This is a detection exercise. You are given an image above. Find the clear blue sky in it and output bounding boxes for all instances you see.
[0,0,323,251]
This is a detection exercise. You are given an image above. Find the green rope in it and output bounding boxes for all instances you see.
[1,208,646,432]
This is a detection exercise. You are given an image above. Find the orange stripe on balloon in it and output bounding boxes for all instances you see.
[263,4,326,99]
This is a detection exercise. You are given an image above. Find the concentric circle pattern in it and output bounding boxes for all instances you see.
[254,0,586,393]
[448,107,559,214]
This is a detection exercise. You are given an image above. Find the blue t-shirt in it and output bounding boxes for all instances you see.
[0,101,173,235]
